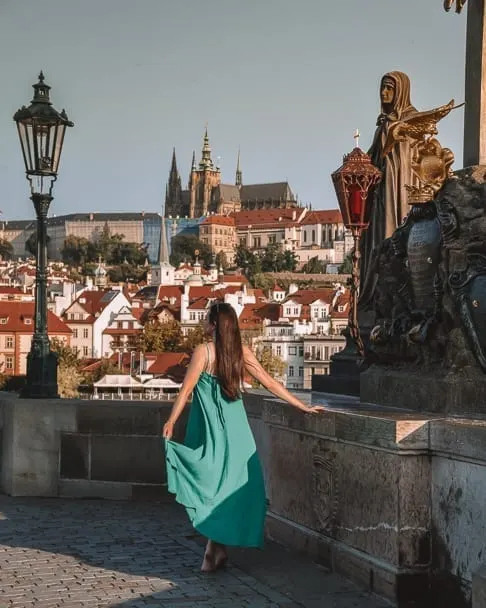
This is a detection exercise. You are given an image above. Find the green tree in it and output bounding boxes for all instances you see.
[251,273,274,290]
[0,239,13,261]
[140,320,183,353]
[61,235,96,266]
[84,358,119,385]
[339,252,353,274]
[235,244,261,279]
[50,338,81,398]
[302,256,328,274]
[181,324,206,351]
[108,264,146,283]
[25,232,51,256]
[170,234,212,268]
[215,251,229,270]
[252,345,285,387]
[259,243,297,273]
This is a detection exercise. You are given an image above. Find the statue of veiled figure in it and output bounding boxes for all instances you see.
[444,0,467,13]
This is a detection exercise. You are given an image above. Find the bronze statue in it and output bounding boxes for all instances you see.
[359,71,418,312]
[444,0,467,13]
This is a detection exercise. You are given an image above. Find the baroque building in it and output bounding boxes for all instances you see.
[165,129,299,218]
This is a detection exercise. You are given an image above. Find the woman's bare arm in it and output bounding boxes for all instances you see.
[163,343,207,438]
[243,346,325,413]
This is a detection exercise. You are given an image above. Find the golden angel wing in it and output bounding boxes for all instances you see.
[382,100,463,157]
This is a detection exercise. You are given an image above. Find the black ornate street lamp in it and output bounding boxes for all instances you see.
[14,72,73,398]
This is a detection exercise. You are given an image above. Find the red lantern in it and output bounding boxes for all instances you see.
[331,147,382,231]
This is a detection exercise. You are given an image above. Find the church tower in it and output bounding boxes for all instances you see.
[189,127,221,218]
[165,148,183,218]
[235,148,242,187]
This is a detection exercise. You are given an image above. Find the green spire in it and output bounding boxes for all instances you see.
[199,125,214,170]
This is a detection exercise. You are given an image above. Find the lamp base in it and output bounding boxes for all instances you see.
[20,349,59,399]
[311,328,364,397]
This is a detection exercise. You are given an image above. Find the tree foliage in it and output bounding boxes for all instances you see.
[169,234,212,268]
[0,239,13,261]
[250,345,286,387]
[50,338,82,398]
[140,320,206,353]
[215,251,229,270]
[338,252,353,274]
[60,225,147,276]
[302,256,328,274]
[140,320,183,353]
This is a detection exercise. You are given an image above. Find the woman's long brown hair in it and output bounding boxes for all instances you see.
[208,302,245,401]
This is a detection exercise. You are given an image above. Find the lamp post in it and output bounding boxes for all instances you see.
[331,136,382,356]
[14,72,73,398]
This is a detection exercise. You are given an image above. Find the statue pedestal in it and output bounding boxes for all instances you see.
[312,328,363,396]
[361,365,486,416]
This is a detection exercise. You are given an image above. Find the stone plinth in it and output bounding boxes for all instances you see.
[361,365,486,415]
[0,394,77,496]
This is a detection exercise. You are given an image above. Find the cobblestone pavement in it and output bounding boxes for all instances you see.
[0,497,390,608]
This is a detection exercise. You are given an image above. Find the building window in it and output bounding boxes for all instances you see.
[289,346,297,355]
[269,234,276,244]
[5,337,13,349]
[5,356,13,370]
[83,346,89,357]
[190,312,196,321]
[312,229,316,242]
[293,307,299,315]
[276,345,282,356]
[285,307,292,316]
[83,328,89,339]
[0,318,7,325]
[304,232,307,243]
[240,238,246,246]
[253,237,261,248]
[299,366,304,377]
[73,328,78,338]
[299,346,304,357]
[288,366,294,377]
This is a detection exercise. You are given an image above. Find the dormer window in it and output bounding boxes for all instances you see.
[24,318,32,325]
[338,305,345,312]
[0,317,7,324]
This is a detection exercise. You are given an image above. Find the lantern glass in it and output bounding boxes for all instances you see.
[348,184,365,226]
[16,117,67,176]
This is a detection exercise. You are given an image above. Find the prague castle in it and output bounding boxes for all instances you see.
[165,129,299,218]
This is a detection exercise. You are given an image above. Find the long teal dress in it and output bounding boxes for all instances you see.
[164,369,266,548]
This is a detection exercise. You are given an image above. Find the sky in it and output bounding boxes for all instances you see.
[0,0,467,220]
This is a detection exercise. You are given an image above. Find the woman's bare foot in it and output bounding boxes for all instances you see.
[213,543,228,570]
[200,551,216,572]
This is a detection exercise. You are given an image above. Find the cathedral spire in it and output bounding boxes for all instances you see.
[170,147,178,176]
[159,215,170,264]
[199,125,214,170]
[191,149,197,171]
[235,147,242,186]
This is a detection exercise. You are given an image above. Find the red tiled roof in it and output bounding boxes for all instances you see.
[0,302,71,334]
[239,303,280,329]
[146,352,190,380]
[300,210,343,225]
[223,275,248,284]
[102,328,143,335]
[157,285,184,303]
[0,287,23,294]
[188,286,214,300]
[187,297,209,310]
[233,209,298,229]
[201,215,235,226]
[67,290,116,317]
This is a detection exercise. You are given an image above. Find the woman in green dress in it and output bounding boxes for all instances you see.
[163,302,325,572]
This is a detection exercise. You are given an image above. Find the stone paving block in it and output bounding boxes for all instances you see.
[0,497,388,608]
